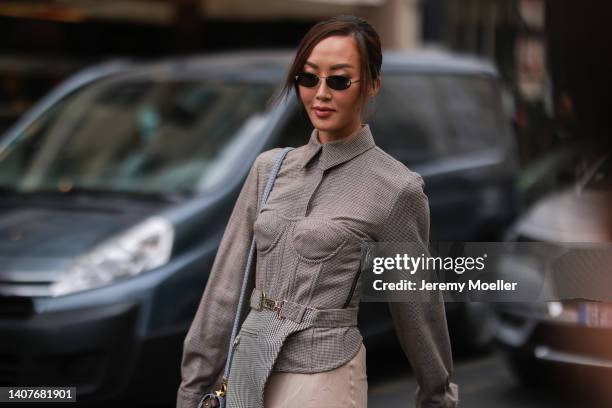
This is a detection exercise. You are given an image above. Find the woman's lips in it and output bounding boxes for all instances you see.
[313,107,335,118]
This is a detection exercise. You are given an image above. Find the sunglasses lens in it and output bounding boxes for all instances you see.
[296,73,353,90]
[296,73,319,87]
[327,76,351,90]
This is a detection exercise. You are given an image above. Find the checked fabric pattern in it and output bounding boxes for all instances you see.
[177,124,459,408]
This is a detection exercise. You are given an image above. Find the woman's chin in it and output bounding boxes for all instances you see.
[311,118,338,131]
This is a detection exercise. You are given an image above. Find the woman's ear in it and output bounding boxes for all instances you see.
[369,76,381,98]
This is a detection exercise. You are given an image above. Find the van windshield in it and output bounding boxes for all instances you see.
[0,74,275,196]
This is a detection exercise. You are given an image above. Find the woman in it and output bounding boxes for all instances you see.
[177,15,459,408]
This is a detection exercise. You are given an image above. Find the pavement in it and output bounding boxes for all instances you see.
[367,343,611,408]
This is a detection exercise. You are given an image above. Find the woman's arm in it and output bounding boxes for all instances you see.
[379,174,459,407]
[176,156,262,408]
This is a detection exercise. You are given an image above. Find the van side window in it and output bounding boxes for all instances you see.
[436,75,503,152]
[369,74,504,165]
[369,75,451,164]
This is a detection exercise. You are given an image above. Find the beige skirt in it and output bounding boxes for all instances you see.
[263,342,368,408]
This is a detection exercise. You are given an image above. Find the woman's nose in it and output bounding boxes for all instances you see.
[315,78,331,100]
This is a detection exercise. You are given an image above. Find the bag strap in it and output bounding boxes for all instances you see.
[221,147,294,382]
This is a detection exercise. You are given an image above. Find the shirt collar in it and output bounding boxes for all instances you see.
[300,124,376,171]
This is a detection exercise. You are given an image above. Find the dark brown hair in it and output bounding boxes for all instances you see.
[270,15,382,118]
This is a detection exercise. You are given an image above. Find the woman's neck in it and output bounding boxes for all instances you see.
[318,121,364,144]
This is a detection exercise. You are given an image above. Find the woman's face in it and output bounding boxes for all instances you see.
[298,35,375,143]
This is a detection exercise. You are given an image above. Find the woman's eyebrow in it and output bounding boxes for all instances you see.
[305,61,354,70]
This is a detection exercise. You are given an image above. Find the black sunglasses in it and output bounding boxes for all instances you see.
[294,72,361,91]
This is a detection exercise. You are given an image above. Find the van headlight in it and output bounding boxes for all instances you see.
[50,217,174,297]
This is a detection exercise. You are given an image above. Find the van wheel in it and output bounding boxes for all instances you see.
[504,349,549,387]
[450,302,498,355]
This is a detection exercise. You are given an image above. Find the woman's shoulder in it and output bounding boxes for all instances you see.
[253,145,306,174]
[254,147,285,168]
[362,144,426,194]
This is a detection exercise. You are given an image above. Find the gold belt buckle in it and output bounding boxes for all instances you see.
[262,293,285,318]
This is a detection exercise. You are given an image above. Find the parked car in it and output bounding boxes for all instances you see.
[0,49,518,403]
[495,152,612,391]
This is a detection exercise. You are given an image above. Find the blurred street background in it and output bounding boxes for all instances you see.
[1,0,611,407]
[2,0,610,157]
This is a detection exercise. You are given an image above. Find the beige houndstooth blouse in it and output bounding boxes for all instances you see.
[177,124,459,407]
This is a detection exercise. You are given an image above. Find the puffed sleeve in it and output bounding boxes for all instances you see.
[176,156,262,408]
[378,174,459,408]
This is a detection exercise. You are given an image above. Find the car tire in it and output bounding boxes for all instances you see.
[449,302,498,355]
[504,349,550,388]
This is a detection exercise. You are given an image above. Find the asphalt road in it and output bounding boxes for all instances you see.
[367,344,612,408]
